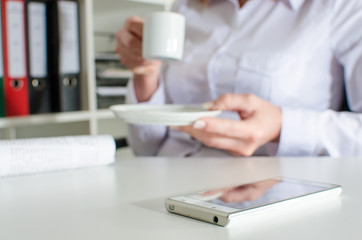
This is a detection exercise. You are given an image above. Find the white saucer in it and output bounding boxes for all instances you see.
[110,104,222,126]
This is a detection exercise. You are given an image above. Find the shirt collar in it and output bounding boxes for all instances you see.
[285,0,305,10]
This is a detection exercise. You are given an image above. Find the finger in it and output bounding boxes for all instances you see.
[191,118,256,140]
[117,46,144,66]
[125,16,144,39]
[179,126,256,156]
[228,150,244,157]
[210,94,259,113]
[117,30,143,55]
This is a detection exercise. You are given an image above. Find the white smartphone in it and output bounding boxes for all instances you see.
[165,177,342,226]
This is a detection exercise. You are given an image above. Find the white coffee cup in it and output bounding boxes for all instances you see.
[142,12,186,61]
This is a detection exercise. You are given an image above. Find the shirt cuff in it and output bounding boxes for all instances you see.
[126,77,165,105]
[276,107,318,156]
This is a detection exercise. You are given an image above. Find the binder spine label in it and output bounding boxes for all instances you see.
[0,3,4,117]
[58,1,80,74]
[28,2,47,78]
[6,1,26,78]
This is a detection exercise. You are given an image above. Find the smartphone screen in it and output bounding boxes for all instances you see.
[186,178,339,211]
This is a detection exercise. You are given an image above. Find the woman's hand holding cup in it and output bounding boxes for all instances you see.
[115,12,185,102]
[115,16,161,102]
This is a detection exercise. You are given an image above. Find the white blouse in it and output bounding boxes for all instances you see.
[126,0,362,157]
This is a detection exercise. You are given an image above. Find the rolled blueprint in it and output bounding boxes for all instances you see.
[0,135,116,177]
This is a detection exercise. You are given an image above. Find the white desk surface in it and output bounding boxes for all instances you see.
[0,157,361,240]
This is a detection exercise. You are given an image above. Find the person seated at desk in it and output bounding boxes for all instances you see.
[115,0,362,157]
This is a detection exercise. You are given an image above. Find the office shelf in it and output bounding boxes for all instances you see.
[0,0,119,140]
[0,0,161,143]
[0,111,92,128]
